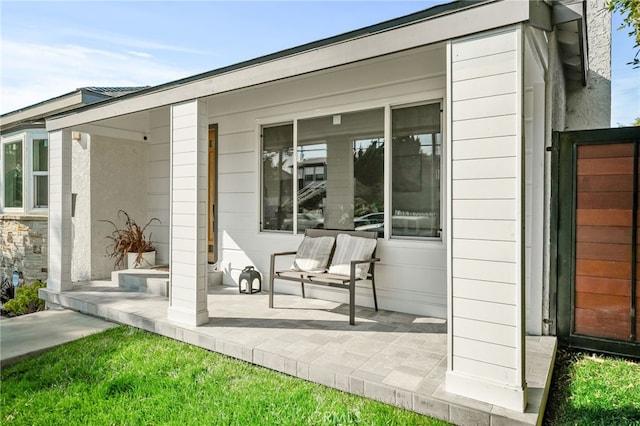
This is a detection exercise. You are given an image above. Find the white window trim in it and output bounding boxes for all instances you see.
[30,135,49,211]
[0,130,48,215]
[256,90,446,242]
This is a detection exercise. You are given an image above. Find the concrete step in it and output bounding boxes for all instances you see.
[112,269,169,297]
[110,269,222,297]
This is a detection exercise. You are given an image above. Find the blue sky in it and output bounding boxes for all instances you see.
[0,1,638,126]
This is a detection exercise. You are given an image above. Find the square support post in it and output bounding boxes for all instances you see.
[167,99,210,326]
[48,129,73,292]
[446,26,527,412]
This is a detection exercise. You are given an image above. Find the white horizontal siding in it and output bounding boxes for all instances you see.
[451,30,517,62]
[453,178,515,199]
[452,278,516,305]
[168,100,209,323]
[452,239,517,263]
[448,26,524,396]
[452,93,518,121]
[452,219,516,241]
[451,73,517,102]
[453,317,516,348]
[207,46,448,318]
[452,258,516,284]
[452,158,516,180]
[453,298,515,327]
[452,114,517,140]
[452,199,516,220]
[218,172,254,193]
[451,136,517,160]
[453,356,516,384]
[452,51,518,82]
[453,337,515,369]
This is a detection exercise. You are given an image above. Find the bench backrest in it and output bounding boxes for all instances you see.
[305,228,378,265]
[305,228,378,240]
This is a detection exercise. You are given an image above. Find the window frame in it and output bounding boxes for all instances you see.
[1,130,49,214]
[389,100,443,240]
[32,137,49,209]
[258,96,444,241]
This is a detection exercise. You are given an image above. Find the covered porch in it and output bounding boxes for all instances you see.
[39,281,556,426]
[42,0,595,416]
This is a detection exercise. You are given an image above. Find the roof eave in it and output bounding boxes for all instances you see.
[47,0,534,131]
[553,0,588,86]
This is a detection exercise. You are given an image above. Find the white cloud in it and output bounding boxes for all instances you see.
[62,27,211,56]
[0,39,201,114]
[126,50,153,59]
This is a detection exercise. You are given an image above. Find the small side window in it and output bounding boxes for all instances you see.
[261,124,294,232]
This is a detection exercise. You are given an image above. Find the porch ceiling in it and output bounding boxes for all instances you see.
[73,107,162,142]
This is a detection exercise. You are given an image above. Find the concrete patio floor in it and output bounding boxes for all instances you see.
[39,280,556,426]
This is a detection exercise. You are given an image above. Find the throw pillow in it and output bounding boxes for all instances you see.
[291,236,335,273]
[328,234,377,279]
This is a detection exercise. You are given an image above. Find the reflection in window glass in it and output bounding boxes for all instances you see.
[261,124,294,231]
[298,109,384,234]
[33,139,48,171]
[34,176,48,208]
[4,141,23,208]
[392,103,441,238]
[33,139,48,207]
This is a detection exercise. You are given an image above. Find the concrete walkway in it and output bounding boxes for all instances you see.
[0,308,117,367]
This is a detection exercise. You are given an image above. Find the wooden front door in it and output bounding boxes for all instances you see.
[554,127,640,357]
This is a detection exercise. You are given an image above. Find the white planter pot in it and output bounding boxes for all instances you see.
[127,251,156,269]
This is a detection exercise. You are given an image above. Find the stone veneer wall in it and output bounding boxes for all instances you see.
[0,215,48,283]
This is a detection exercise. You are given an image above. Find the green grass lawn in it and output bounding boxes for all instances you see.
[1,326,448,425]
[544,348,640,425]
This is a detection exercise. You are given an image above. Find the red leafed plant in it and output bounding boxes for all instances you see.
[101,210,161,269]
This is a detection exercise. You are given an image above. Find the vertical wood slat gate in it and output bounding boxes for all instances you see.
[554,127,640,358]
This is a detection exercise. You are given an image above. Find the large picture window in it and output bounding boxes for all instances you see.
[260,101,441,239]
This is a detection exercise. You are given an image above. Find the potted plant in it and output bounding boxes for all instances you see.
[101,210,161,269]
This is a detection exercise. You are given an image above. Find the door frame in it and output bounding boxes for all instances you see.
[208,124,218,264]
[552,127,640,358]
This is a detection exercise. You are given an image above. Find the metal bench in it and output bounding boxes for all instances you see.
[268,229,380,325]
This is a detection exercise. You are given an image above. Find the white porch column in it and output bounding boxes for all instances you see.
[167,99,210,326]
[48,129,73,292]
[446,26,527,411]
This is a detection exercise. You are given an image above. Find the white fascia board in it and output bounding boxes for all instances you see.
[47,0,530,131]
[2,92,84,130]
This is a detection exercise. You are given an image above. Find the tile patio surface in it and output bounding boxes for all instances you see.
[40,281,556,426]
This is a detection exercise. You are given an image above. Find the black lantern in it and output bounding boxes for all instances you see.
[238,266,261,294]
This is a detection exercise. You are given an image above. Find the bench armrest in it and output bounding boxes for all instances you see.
[350,257,380,265]
[271,251,298,257]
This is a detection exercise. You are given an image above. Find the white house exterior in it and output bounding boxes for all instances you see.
[44,0,610,412]
[0,87,147,283]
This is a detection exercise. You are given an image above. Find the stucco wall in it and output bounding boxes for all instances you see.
[549,31,568,132]
[0,215,47,283]
[89,136,148,278]
[565,0,611,130]
[71,134,92,281]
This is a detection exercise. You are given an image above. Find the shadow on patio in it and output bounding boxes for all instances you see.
[40,281,555,426]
